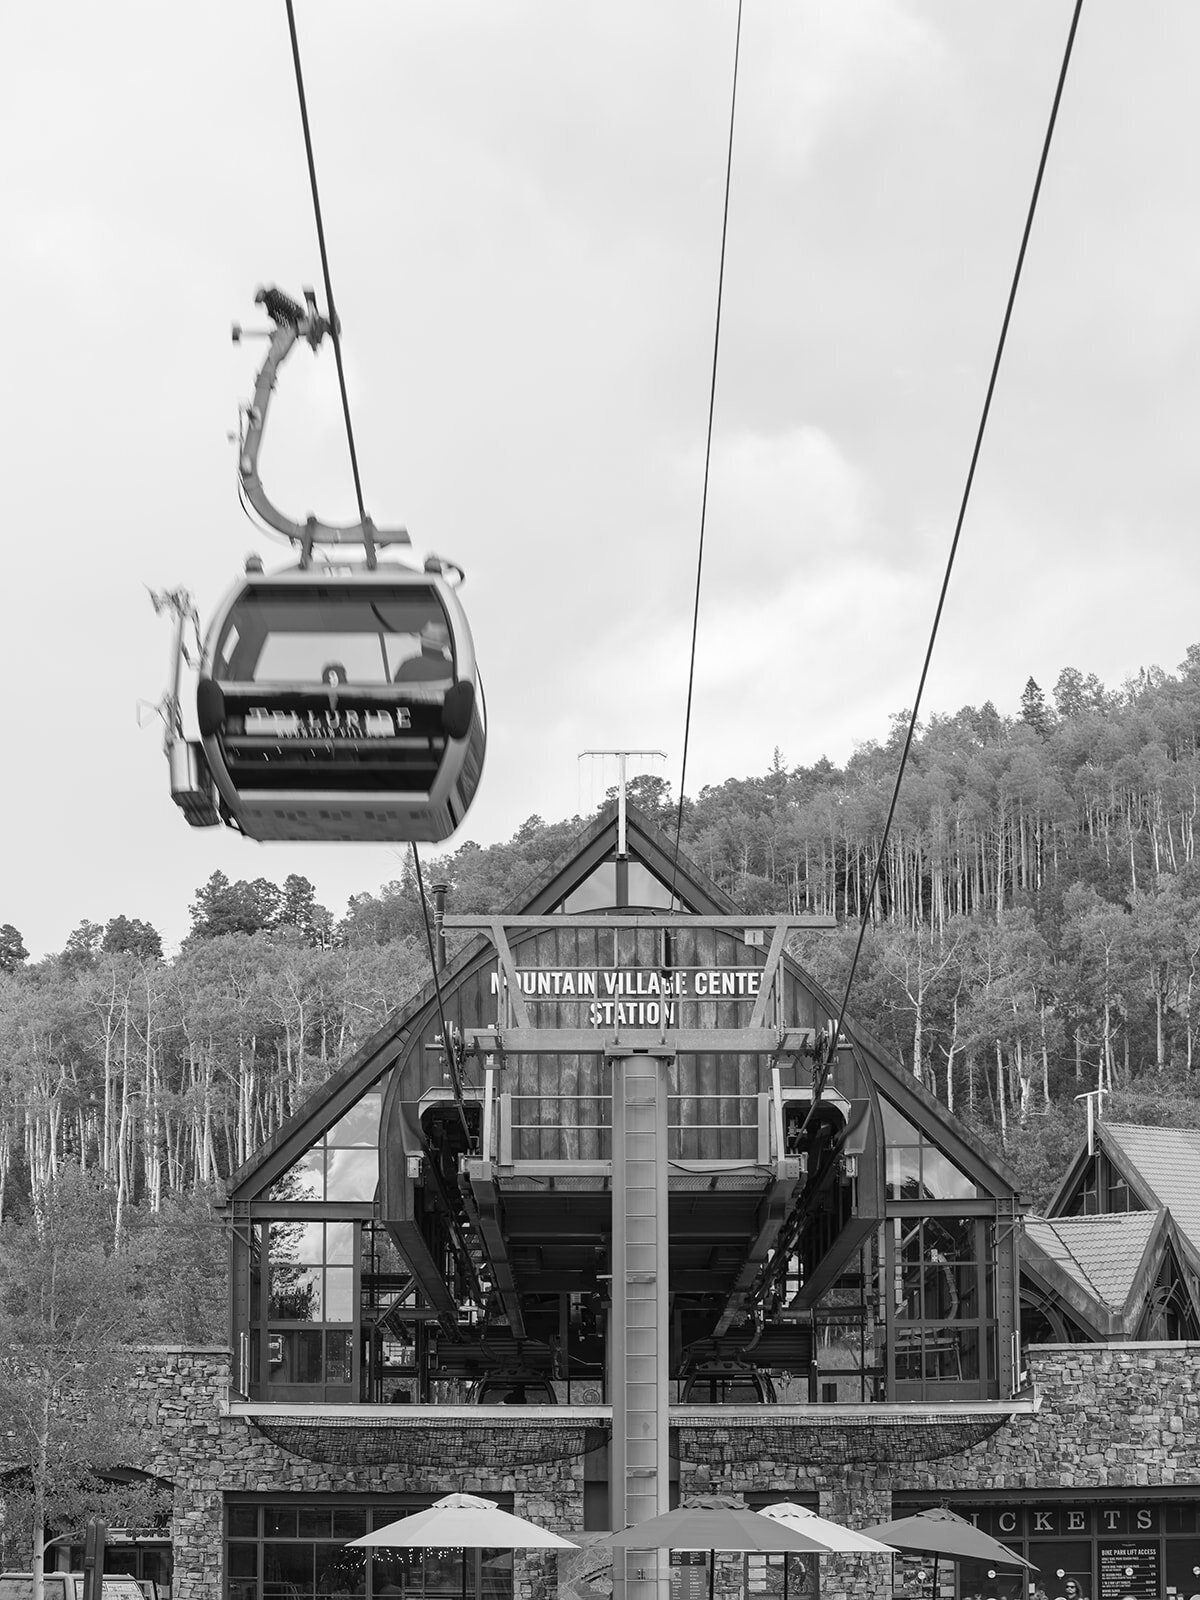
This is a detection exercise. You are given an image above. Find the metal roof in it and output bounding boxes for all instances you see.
[1100,1122,1200,1263]
[1024,1210,1159,1314]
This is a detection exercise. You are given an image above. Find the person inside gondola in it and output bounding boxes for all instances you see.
[394,619,453,683]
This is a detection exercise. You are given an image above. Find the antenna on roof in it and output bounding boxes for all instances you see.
[578,749,667,856]
[1074,1089,1108,1156]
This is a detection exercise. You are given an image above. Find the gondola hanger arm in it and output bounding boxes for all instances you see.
[234,284,411,566]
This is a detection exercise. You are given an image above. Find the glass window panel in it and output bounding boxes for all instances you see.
[371,1551,424,1597]
[298,1507,332,1539]
[269,1219,309,1264]
[270,1264,323,1321]
[142,1554,170,1588]
[925,1216,976,1262]
[267,1150,325,1202]
[886,1146,921,1199]
[370,1507,413,1532]
[326,1330,354,1384]
[923,1264,948,1321]
[264,1542,314,1591]
[880,1097,920,1144]
[230,1582,257,1600]
[259,633,391,685]
[333,1508,368,1540]
[229,1506,259,1537]
[295,1329,324,1383]
[955,1264,979,1319]
[270,1220,327,1264]
[923,1261,977,1321]
[895,1330,923,1379]
[920,1148,978,1200]
[743,1552,814,1600]
[316,1543,366,1597]
[250,1236,263,1322]
[422,1550,463,1594]
[326,1221,356,1264]
[900,1222,924,1267]
[625,862,681,910]
[957,1328,980,1380]
[327,1096,383,1147]
[325,1147,379,1202]
[922,1332,961,1381]
[559,861,617,913]
[268,1328,326,1386]
[264,1508,298,1539]
[223,587,443,680]
[325,1267,355,1323]
[228,1545,259,1580]
[897,1264,922,1321]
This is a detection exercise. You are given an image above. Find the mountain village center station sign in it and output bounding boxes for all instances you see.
[490,964,765,1028]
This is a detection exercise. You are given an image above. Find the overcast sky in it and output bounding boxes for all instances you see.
[4,2,1198,959]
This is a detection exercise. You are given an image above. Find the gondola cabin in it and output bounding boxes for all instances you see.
[176,561,484,843]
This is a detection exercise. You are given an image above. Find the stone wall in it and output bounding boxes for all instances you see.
[677,1344,1200,1600]
[123,1343,1200,1600]
[899,1343,1200,1493]
[129,1349,585,1600]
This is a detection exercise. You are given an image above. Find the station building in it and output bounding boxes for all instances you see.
[33,804,1200,1600]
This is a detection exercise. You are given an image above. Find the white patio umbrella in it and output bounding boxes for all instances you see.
[757,1502,897,1553]
[349,1491,577,1600]
[757,1502,896,1600]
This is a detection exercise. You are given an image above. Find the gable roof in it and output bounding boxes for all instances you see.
[1048,1120,1200,1277]
[1026,1211,1158,1307]
[1100,1123,1200,1260]
[224,799,730,1199]
[1023,1209,1165,1338]
[224,797,1019,1203]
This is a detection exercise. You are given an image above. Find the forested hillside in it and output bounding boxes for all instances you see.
[6,648,1200,1222]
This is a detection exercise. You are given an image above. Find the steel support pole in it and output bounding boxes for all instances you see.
[610,1049,671,1600]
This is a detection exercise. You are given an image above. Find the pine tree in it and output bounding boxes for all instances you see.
[0,923,28,973]
[1019,677,1051,737]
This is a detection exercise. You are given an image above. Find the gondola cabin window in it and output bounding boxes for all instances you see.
[214,587,453,686]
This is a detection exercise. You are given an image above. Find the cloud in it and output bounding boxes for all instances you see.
[532,530,932,804]
[685,424,880,592]
[634,423,912,626]
[740,0,947,171]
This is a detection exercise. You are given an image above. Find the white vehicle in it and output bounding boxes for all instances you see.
[0,1576,145,1600]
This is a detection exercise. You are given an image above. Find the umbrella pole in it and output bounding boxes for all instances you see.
[932,1552,939,1600]
[782,1552,788,1600]
[709,1547,715,1600]
[461,1547,467,1600]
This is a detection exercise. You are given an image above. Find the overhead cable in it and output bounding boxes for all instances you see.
[283,0,376,567]
[669,0,745,898]
[825,0,1086,1086]
[282,2,466,1131]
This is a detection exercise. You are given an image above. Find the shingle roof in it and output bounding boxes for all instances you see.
[1100,1123,1200,1262]
[1024,1210,1159,1313]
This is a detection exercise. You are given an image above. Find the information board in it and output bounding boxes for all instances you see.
[1098,1541,1160,1600]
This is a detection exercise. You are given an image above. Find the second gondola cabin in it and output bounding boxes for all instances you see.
[184,559,484,843]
